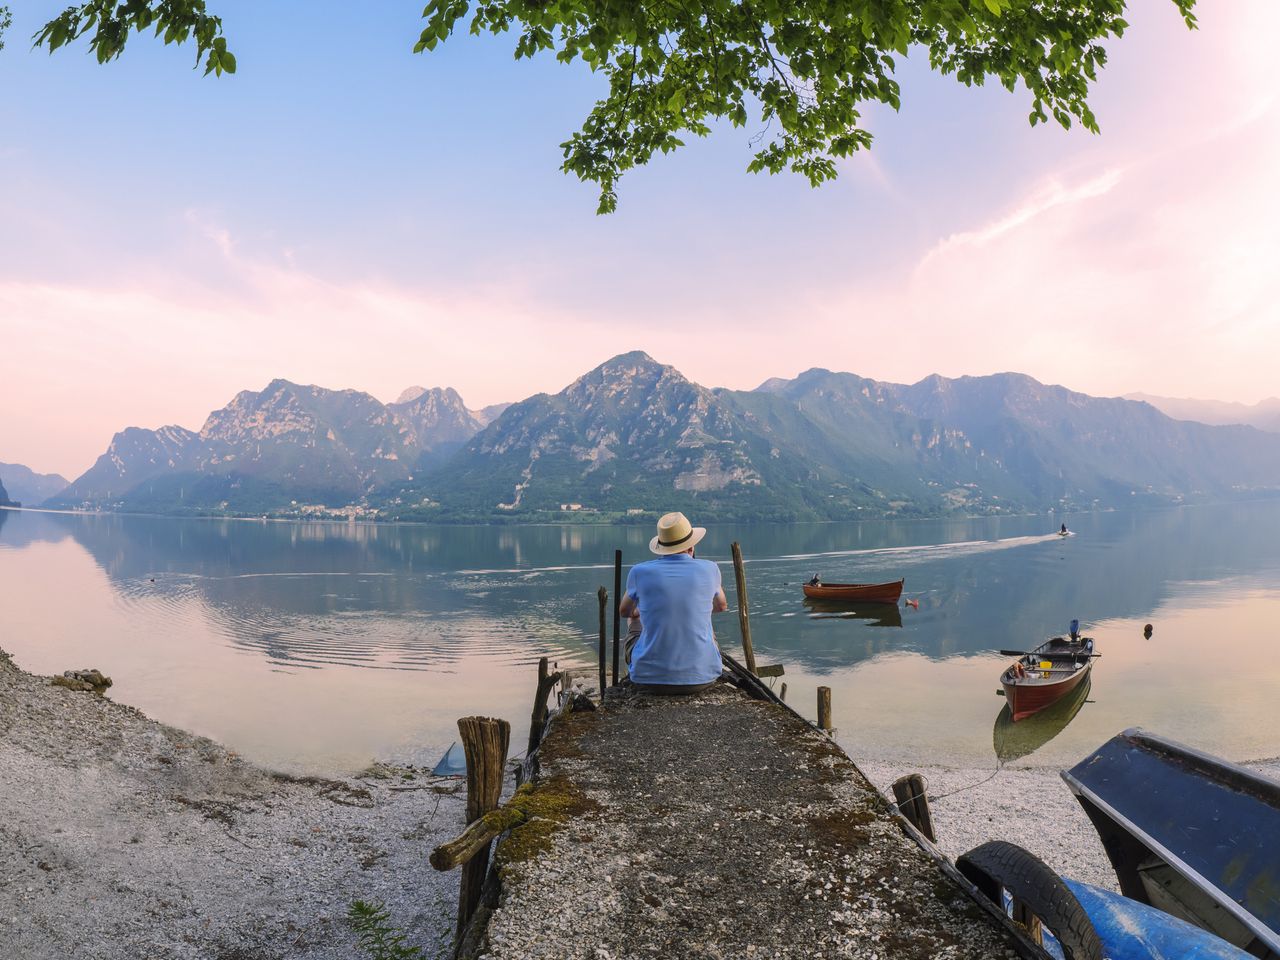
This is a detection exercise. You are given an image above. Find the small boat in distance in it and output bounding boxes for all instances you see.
[1001,629,1095,722]
[802,577,904,604]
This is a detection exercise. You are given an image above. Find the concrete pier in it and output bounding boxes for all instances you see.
[460,682,1040,959]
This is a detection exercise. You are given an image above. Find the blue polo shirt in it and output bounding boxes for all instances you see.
[625,554,724,685]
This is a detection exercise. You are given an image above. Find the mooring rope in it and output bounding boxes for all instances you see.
[922,761,1004,803]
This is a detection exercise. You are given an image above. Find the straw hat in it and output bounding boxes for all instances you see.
[649,512,707,555]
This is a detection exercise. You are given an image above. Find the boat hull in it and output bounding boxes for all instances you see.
[1002,636,1095,722]
[993,674,1091,762]
[801,579,903,603]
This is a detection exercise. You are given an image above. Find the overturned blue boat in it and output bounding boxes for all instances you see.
[431,741,467,777]
[1062,728,1280,958]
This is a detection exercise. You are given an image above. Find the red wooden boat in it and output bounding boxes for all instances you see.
[1001,635,1095,722]
[801,578,903,604]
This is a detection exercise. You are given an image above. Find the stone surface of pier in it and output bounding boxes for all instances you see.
[470,683,1035,959]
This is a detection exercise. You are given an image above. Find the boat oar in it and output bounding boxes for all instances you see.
[998,649,1101,658]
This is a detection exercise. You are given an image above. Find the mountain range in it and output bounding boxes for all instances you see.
[36,352,1280,522]
[1125,393,1280,434]
[0,462,69,506]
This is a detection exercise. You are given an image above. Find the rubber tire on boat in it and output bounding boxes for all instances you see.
[957,841,1104,960]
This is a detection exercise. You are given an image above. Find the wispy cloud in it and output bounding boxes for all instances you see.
[923,169,1123,260]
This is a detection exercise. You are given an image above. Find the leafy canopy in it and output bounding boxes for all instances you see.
[33,0,1197,212]
[34,0,235,75]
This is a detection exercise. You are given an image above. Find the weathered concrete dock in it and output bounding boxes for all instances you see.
[457,681,1040,959]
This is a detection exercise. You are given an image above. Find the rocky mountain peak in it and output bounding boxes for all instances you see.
[395,385,428,405]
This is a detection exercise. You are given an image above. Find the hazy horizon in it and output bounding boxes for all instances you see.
[3,0,1278,479]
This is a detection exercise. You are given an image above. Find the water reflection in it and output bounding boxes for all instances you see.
[992,676,1093,764]
[3,502,1280,771]
[802,597,903,628]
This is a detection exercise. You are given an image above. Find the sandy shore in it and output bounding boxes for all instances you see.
[0,647,468,960]
[860,753,1280,893]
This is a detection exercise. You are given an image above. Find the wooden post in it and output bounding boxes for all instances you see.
[779,682,787,702]
[817,686,832,732]
[612,550,622,686]
[527,657,561,757]
[597,586,608,701]
[730,541,758,676]
[892,773,936,843]
[455,716,510,948]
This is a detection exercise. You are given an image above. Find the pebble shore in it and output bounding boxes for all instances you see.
[860,754,1280,893]
[0,647,465,960]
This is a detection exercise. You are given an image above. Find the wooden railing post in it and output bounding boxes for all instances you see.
[892,773,936,842]
[455,716,510,948]
[817,686,832,732]
[597,586,608,701]
[730,541,758,676]
[612,550,622,686]
[527,657,561,758]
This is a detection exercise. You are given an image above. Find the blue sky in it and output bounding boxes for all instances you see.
[2,1,1278,477]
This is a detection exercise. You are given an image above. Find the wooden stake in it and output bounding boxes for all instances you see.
[597,585,608,701]
[817,686,833,732]
[612,550,622,685]
[730,541,758,676]
[779,682,788,702]
[455,716,510,947]
[526,658,561,757]
[892,773,936,843]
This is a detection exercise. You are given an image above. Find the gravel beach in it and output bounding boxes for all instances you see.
[0,647,467,960]
[859,754,1280,894]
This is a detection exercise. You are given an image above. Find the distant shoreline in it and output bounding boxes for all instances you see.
[2,499,1203,531]
[11,494,1280,532]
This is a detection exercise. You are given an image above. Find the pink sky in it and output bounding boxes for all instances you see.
[2,1,1278,479]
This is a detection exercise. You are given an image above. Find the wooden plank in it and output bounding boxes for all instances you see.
[756,664,785,678]
[730,542,758,675]
[597,586,607,700]
[612,550,622,686]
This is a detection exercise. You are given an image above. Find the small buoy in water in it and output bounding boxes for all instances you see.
[1144,623,1153,638]
[906,598,919,609]
[149,578,155,583]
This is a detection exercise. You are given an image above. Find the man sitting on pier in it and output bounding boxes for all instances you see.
[619,512,729,694]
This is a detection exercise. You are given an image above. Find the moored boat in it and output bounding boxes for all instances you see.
[993,674,1091,762]
[801,578,903,603]
[1001,633,1095,722]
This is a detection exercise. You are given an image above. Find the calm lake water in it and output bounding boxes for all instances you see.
[2,502,1279,776]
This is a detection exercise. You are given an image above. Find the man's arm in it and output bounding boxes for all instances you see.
[712,589,729,613]
[620,593,637,618]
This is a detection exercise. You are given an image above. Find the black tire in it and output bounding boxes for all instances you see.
[956,841,1104,960]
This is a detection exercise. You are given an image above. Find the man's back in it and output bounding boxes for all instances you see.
[626,554,723,686]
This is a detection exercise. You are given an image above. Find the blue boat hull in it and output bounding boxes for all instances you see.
[1066,880,1253,960]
